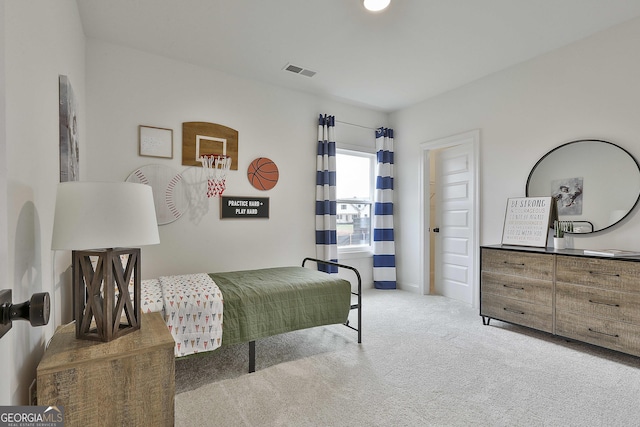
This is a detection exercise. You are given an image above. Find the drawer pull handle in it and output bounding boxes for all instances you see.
[503,284,525,290]
[503,307,525,315]
[588,271,620,277]
[588,328,619,338]
[503,261,525,266]
[588,299,620,307]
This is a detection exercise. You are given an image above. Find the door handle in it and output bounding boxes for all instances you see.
[0,290,50,340]
[433,228,440,233]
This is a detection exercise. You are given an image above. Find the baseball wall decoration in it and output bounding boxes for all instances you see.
[126,164,188,225]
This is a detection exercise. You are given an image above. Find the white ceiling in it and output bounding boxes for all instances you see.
[76,0,640,112]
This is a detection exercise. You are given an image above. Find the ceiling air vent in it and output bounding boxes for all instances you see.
[283,63,316,78]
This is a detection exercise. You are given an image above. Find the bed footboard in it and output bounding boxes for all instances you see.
[302,257,362,344]
[246,258,362,373]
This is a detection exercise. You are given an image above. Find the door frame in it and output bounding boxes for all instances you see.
[419,129,480,307]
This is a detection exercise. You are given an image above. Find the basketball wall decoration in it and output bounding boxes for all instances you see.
[247,157,279,191]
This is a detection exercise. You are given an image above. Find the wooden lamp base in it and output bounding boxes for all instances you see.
[73,247,141,341]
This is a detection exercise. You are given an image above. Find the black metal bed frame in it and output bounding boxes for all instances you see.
[247,257,362,373]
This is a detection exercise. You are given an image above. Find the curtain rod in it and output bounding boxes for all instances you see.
[335,120,377,131]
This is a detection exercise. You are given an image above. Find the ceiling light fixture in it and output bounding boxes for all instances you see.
[363,0,390,12]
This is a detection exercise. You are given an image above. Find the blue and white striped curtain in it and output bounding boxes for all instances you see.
[373,127,397,289]
[315,114,338,273]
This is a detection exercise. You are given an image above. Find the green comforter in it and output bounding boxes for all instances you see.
[209,266,351,345]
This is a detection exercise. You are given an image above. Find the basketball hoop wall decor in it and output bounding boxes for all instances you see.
[200,154,231,198]
[248,157,279,190]
[182,122,238,170]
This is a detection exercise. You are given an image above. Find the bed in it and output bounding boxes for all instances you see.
[140,258,361,372]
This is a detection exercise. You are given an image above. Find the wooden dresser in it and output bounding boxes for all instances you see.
[481,245,640,357]
[37,312,175,427]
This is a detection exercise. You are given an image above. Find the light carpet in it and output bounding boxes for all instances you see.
[174,289,640,426]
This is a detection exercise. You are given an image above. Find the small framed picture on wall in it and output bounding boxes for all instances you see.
[139,125,173,159]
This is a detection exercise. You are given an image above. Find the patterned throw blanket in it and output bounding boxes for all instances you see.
[157,273,224,357]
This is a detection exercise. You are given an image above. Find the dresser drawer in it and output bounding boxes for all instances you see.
[481,294,553,333]
[481,271,552,306]
[556,282,640,325]
[556,256,640,293]
[481,248,554,281]
[556,310,640,357]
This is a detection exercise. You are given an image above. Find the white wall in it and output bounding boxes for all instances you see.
[2,1,85,405]
[0,0,8,406]
[2,7,380,404]
[85,39,385,288]
[391,17,640,291]
[9,1,639,407]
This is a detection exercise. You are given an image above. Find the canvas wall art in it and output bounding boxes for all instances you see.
[59,75,79,182]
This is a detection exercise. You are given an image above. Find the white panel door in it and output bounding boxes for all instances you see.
[434,144,474,304]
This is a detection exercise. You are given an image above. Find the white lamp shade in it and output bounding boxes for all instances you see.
[52,182,160,250]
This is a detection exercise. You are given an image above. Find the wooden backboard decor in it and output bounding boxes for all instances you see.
[182,122,238,170]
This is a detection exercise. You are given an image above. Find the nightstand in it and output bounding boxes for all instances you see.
[37,312,175,426]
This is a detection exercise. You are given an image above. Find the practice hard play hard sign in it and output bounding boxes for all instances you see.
[220,196,269,219]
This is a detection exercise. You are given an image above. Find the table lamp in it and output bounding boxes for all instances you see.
[52,182,160,341]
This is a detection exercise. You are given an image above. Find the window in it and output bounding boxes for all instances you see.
[336,149,375,252]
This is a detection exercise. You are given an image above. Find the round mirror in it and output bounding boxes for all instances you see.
[526,139,640,233]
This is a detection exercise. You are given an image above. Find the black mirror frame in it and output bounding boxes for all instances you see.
[525,139,640,234]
